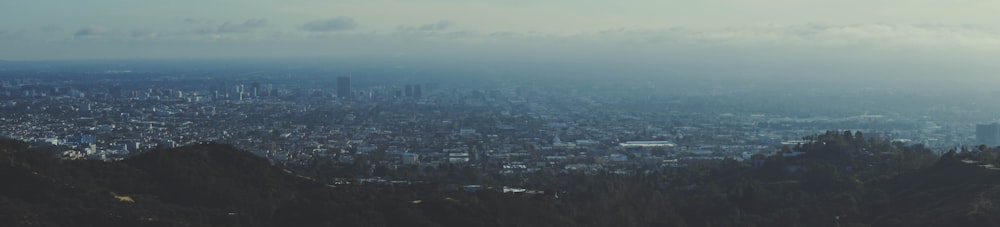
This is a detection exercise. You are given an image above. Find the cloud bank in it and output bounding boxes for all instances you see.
[73,26,108,38]
[300,17,357,32]
[196,19,268,35]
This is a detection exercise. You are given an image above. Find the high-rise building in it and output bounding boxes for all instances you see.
[403,84,421,98]
[251,82,260,97]
[337,76,351,99]
[237,84,245,101]
[976,123,1000,147]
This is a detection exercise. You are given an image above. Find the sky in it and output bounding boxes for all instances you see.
[1,0,999,86]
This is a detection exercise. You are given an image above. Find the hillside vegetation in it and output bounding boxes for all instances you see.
[1,131,999,226]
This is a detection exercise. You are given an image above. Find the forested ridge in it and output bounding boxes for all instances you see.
[2,131,1000,226]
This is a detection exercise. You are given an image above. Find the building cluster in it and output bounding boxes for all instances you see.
[0,71,980,178]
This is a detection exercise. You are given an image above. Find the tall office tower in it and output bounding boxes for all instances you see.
[236,84,245,101]
[413,84,422,98]
[337,76,352,99]
[404,85,413,97]
[251,82,260,97]
[977,123,1000,147]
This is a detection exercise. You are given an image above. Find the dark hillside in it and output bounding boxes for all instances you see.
[875,158,1000,226]
[4,132,1000,226]
[125,143,307,209]
[0,139,571,226]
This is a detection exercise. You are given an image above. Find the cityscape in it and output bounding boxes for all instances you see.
[7,0,1000,225]
[5,61,1000,226]
[2,63,997,181]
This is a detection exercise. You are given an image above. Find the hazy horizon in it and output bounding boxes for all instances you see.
[2,0,999,88]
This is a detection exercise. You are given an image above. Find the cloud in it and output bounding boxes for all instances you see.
[129,29,164,39]
[40,25,62,33]
[74,26,108,38]
[0,30,18,40]
[242,18,267,27]
[196,18,268,34]
[217,18,268,33]
[454,23,1000,51]
[675,24,1000,49]
[398,20,454,32]
[419,21,453,31]
[299,17,357,32]
[183,18,215,24]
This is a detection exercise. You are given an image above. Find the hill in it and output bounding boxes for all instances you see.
[3,132,1000,226]
[0,139,571,226]
[874,157,1000,226]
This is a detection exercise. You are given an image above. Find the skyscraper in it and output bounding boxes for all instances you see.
[251,82,260,97]
[403,84,421,98]
[337,76,351,99]
[976,123,1000,147]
